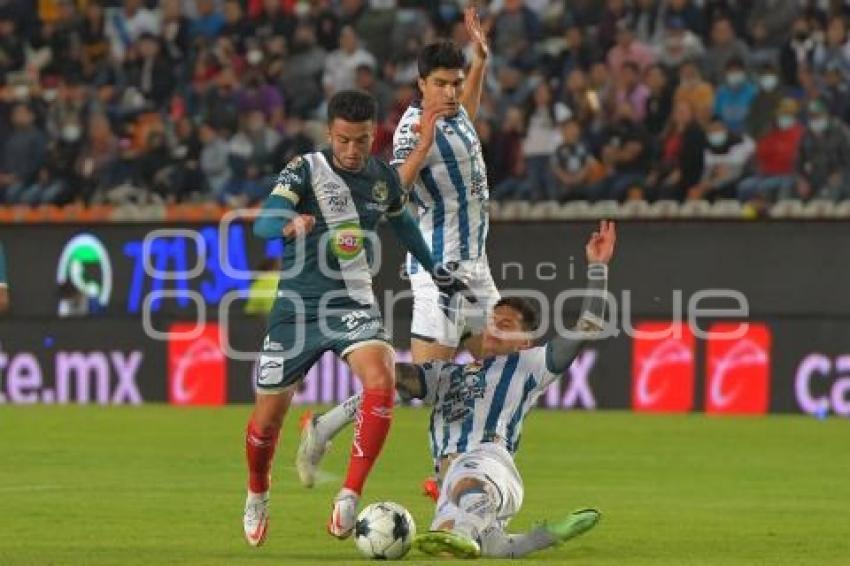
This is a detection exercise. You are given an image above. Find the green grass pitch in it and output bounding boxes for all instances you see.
[1,406,849,565]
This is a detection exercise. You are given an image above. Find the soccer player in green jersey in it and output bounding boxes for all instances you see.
[242,90,468,545]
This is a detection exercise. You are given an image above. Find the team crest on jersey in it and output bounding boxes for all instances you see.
[372,180,388,203]
[330,222,364,260]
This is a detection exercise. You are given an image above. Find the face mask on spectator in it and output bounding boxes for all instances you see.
[776,115,796,130]
[13,85,29,100]
[708,131,727,147]
[759,74,778,91]
[810,117,828,133]
[62,124,82,142]
[247,49,263,65]
[726,71,745,87]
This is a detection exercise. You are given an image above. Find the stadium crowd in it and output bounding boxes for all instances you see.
[2,0,850,208]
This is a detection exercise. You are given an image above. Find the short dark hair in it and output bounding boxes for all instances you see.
[418,41,465,79]
[327,90,377,124]
[494,297,540,333]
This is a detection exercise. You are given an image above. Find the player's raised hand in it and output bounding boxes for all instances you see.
[586,220,616,264]
[414,101,457,148]
[464,6,489,63]
[283,213,316,239]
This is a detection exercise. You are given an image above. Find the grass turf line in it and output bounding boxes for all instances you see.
[1,406,848,565]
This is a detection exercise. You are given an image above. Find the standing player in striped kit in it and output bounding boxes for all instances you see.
[407,220,616,558]
[297,7,500,490]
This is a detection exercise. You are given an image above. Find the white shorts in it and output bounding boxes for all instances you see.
[410,254,500,348]
[433,443,524,530]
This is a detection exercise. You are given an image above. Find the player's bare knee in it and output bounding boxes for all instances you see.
[358,365,395,390]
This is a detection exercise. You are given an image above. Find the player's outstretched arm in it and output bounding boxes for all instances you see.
[545,221,616,374]
[459,6,489,120]
[387,208,436,272]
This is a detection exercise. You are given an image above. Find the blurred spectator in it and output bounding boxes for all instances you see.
[95,136,148,205]
[797,100,850,201]
[738,98,804,203]
[629,0,662,45]
[813,15,850,77]
[104,0,160,62]
[221,0,252,51]
[491,0,543,70]
[200,121,232,198]
[270,115,315,171]
[614,61,650,122]
[46,77,92,140]
[224,110,279,206]
[551,119,603,201]
[588,102,651,202]
[608,19,656,74]
[598,0,630,52]
[820,62,850,123]
[779,16,817,89]
[705,17,751,84]
[713,58,757,135]
[127,33,174,109]
[0,13,25,85]
[747,19,781,70]
[521,81,568,200]
[674,60,714,124]
[80,1,109,79]
[75,113,118,203]
[662,0,704,38]
[235,70,284,121]
[562,69,599,132]
[310,0,341,52]
[280,23,326,117]
[491,106,530,199]
[322,25,376,96]
[250,0,297,44]
[647,100,705,201]
[2,105,49,204]
[654,15,704,71]
[160,0,192,64]
[747,62,785,138]
[748,0,800,48]
[552,25,595,79]
[355,64,393,122]
[192,0,226,41]
[644,64,673,136]
[688,115,755,201]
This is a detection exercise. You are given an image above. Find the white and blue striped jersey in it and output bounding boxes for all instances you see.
[419,347,559,467]
[392,103,489,273]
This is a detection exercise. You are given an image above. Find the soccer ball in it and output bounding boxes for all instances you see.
[353,501,416,560]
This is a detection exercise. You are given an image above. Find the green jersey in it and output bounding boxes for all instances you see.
[265,149,407,316]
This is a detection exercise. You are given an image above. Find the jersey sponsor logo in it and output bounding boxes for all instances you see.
[632,323,695,412]
[372,181,389,203]
[705,323,771,414]
[330,222,364,260]
[168,323,226,405]
[56,233,113,312]
[321,181,350,214]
